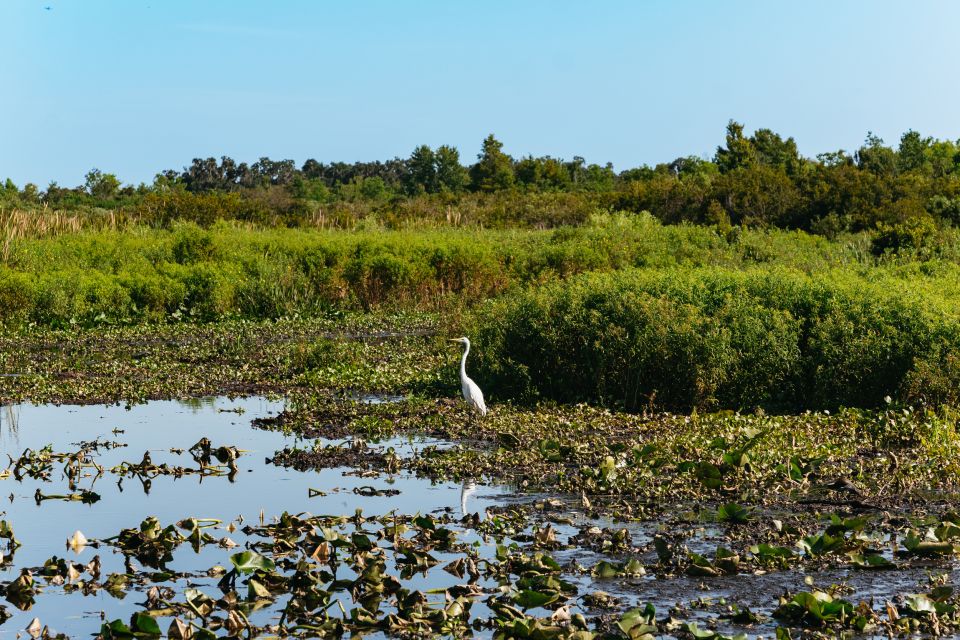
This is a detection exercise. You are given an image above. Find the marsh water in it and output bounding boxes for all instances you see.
[0,397,511,636]
[0,397,953,638]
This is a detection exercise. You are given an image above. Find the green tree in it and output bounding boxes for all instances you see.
[714,121,757,173]
[856,133,897,176]
[434,145,468,192]
[21,183,40,203]
[927,139,960,177]
[714,165,800,227]
[469,134,515,192]
[515,155,571,190]
[665,156,718,180]
[578,162,617,192]
[1,178,19,207]
[515,156,542,188]
[897,130,932,174]
[358,176,389,200]
[291,175,330,202]
[815,150,852,168]
[927,195,960,226]
[405,145,437,194]
[751,128,803,175]
[84,168,121,199]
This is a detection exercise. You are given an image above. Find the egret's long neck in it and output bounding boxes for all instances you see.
[460,342,470,380]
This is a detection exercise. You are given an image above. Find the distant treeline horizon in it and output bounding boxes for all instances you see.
[3,121,960,239]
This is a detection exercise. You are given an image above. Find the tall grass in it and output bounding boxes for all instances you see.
[0,212,951,334]
[0,207,131,263]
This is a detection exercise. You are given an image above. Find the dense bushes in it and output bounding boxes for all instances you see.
[0,214,890,327]
[467,267,960,411]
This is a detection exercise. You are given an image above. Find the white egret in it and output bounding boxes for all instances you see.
[449,337,487,416]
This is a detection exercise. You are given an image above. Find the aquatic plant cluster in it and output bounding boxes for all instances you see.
[5,391,960,639]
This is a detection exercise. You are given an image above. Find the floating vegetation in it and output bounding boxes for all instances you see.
[0,396,958,638]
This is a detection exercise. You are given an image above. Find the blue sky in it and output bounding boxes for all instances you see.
[3,0,960,187]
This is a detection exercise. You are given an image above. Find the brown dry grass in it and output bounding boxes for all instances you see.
[0,207,133,263]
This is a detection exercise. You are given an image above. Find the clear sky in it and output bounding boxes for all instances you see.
[3,0,960,187]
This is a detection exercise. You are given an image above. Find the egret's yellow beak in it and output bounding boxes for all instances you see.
[448,338,460,343]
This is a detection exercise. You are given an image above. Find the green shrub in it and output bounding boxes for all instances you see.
[121,271,186,317]
[172,223,218,264]
[182,264,232,318]
[0,270,34,324]
[343,243,415,309]
[871,216,937,256]
[468,267,960,412]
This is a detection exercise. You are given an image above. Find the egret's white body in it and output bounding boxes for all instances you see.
[450,337,487,416]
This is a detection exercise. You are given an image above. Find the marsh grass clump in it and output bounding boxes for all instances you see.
[468,266,960,412]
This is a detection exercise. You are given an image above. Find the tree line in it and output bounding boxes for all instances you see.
[4,122,960,241]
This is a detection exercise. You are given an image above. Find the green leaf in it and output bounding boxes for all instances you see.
[248,578,273,599]
[750,543,794,560]
[684,622,747,640]
[905,594,936,614]
[714,547,740,574]
[592,560,622,578]
[538,439,564,462]
[623,557,644,575]
[618,605,656,635]
[100,620,134,639]
[798,531,845,556]
[685,553,718,577]
[513,589,558,610]
[230,550,275,574]
[848,551,894,569]
[903,534,954,556]
[717,503,752,524]
[931,585,954,601]
[351,533,374,551]
[130,612,161,636]
[695,462,722,490]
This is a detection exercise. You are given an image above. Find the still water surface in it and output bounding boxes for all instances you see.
[0,396,506,636]
[2,398,931,638]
